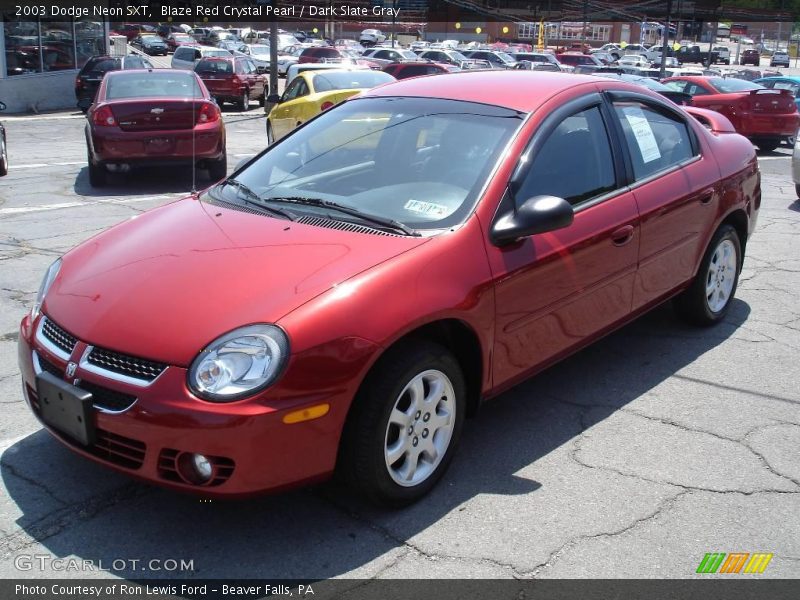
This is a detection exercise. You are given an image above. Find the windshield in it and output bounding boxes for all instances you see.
[206,50,231,58]
[82,58,120,76]
[707,77,763,92]
[448,51,468,61]
[211,97,522,232]
[249,45,270,54]
[496,52,515,63]
[195,59,232,74]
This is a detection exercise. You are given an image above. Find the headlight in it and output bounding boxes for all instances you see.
[31,258,62,320]
[188,324,289,402]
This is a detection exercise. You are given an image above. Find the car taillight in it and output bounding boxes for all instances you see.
[197,102,220,124]
[320,101,335,111]
[75,77,84,90]
[92,106,116,127]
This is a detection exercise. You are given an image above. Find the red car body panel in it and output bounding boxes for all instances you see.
[20,72,760,496]
[663,76,800,140]
[86,69,225,165]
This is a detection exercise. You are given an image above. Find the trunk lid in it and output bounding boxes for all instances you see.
[109,99,202,131]
[744,88,796,114]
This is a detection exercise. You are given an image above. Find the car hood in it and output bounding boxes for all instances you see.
[44,197,427,366]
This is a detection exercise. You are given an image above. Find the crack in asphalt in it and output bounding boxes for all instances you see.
[525,489,692,577]
[0,482,151,554]
[0,460,68,509]
[315,491,528,577]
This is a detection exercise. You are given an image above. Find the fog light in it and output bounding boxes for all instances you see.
[192,454,213,481]
[176,452,214,485]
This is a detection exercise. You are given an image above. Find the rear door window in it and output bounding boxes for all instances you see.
[612,100,697,181]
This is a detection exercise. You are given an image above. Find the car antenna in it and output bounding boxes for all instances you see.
[191,71,197,195]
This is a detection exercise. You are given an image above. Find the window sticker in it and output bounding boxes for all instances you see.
[622,106,662,163]
[404,199,449,218]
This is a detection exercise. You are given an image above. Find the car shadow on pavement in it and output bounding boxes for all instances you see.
[74,165,218,197]
[2,300,750,581]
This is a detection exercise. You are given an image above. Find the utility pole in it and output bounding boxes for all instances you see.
[659,0,673,78]
[581,0,588,49]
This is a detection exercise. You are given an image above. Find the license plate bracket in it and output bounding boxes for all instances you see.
[36,372,96,446]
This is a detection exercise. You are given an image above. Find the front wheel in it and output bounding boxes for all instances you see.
[674,224,741,326]
[338,341,466,506]
[266,121,274,145]
[0,133,7,177]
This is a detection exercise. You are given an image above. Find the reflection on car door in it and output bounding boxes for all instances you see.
[271,77,309,139]
[607,94,716,309]
[486,97,640,388]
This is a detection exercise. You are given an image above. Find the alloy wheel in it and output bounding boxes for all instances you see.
[705,239,737,313]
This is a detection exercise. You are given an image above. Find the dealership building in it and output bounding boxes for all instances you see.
[1,14,110,113]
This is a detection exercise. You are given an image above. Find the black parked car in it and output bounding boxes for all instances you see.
[74,55,154,112]
[0,100,7,177]
[132,35,169,56]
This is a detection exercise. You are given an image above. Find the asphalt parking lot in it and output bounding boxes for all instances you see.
[0,106,798,581]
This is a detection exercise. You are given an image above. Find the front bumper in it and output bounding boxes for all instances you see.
[17,313,368,497]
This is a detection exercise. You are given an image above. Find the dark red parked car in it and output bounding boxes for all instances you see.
[21,72,758,505]
[382,62,454,79]
[662,75,799,151]
[194,56,267,111]
[297,46,346,64]
[84,69,226,186]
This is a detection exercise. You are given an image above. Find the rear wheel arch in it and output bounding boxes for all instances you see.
[720,208,749,261]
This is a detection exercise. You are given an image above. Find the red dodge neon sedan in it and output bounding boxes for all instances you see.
[85,69,226,186]
[662,75,799,152]
[20,72,759,505]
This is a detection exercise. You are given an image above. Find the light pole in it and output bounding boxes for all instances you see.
[659,0,673,79]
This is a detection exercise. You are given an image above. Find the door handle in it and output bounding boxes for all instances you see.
[611,225,635,246]
[699,193,713,205]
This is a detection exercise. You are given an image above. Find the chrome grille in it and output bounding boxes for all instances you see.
[41,317,78,355]
[80,381,137,413]
[87,347,167,382]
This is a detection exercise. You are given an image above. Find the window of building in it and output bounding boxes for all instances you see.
[3,15,105,77]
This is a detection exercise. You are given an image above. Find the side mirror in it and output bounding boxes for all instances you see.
[491,195,574,246]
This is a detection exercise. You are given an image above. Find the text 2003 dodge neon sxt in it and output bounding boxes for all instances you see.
[19,72,759,505]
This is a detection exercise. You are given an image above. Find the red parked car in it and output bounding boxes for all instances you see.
[20,72,759,505]
[194,56,267,111]
[383,62,455,79]
[297,46,346,64]
[662,75,799,151]
[84,69,226,186]
[165,33,197,53]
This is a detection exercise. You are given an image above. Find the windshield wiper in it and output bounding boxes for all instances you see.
[263,196,419,237]
[221,179,297,221]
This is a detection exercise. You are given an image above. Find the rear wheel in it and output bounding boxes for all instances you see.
[795,184,800,199]
[338,341,466,506]
[756,139,781,153]
[258,92,265,107]
[674,224,741,326]
[207,154,227,181]
[238,90,249,111]
[87,146,105,187]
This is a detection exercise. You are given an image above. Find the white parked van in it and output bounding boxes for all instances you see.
[171,45,232,70]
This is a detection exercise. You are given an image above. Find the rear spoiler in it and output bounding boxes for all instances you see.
[684,107,736,133]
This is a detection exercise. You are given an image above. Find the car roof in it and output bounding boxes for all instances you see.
[363,71,613,112]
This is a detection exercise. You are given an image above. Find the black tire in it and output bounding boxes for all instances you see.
[674,224,742,326]
[258,92,265,107]
[207,154,227,181]
[0,133,7,177]
[338,341,466,507]
[87,146,105,187]
[756,139,781,153]
[238,90,249,111]
[795,184,800,200]
[266,121,274,145]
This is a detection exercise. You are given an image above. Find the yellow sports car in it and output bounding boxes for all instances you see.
[266,69,395,143]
